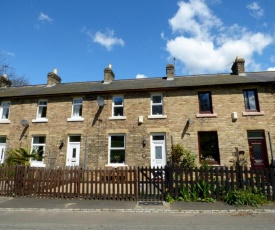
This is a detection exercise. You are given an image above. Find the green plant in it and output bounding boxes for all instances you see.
[5,147,41,166]
[165,192,175,203]
[170,144,197,168]
[178,187,191,202]
[223,188,268,207]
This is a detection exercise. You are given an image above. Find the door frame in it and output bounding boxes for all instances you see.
[150,133,167,168]
[0,143,5,164]
[66,136,81,166]
[248,131,269,169]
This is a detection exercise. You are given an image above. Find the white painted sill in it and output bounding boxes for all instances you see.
[196,113,217,118]
[147,115,167,119]
[109,116,127,120]
[30,162,46,167]
[105,164,128,168]
[0,119,10,124]
[32,118,48,123]
[67,117,84,122]
[242,111,265,116]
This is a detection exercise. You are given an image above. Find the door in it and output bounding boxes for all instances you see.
[248,139,268,169]
[150,133,166,168]
[66,143,80,166]
[0,144,5,164]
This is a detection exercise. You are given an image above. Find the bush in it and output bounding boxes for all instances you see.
[5,147,41,166]
[169,144,196,168]
[223,188,268,207]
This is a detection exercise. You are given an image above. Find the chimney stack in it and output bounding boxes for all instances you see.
[166,64,174,80]
[104,64,115,83]
[0,74,12,88]
[47,68,61,85]
[231,56,245,75]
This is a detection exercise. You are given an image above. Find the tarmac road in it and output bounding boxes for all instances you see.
[0,210,275,230]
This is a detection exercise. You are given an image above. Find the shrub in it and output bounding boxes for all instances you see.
[5,147,41,166]
[223,188,268,207]
[169,144,196,168]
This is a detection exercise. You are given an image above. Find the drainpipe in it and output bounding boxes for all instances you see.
[267,132,275,168]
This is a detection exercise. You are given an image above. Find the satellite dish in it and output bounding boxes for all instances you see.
[20,119,29,128]
[97,96,105,107]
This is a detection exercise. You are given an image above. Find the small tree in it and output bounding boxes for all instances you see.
[5,147,40,166]
[169,143,197,168]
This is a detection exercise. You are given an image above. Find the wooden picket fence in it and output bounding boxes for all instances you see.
[0,166,275,201]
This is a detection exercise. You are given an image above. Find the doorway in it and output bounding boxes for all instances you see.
[150,133,166,168]
[248,131,268,169]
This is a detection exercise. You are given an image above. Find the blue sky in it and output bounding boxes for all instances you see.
[1,0,275,85]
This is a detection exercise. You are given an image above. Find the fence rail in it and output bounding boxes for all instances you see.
[0,166,274,201]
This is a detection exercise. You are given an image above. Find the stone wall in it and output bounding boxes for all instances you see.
[1,82,274,168]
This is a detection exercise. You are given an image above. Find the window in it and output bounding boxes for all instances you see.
[67,98,84,121]
[108,134,126,165]
[37,100,47,118]
[198,132,220,164]
[243,89,259,112]
[151,94,163,115]
[0,101,10,120]
[112,96,124,116]
[198,92,213,114]
[72,98,83,117]
[31,136,46,167]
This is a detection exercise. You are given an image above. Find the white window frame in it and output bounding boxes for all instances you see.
[32,99,48,123]
[109,96,126,120]
[0,136,6,164]
[67,98,84,121]
[107,134,126,166]
[30,136,46,167]
[148,94,167,119]
[0,101,11,123]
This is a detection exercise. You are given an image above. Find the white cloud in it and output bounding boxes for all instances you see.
[136,74,148,79]
[165,0,273,74]
[246,2,264,19]
[38,12,53,23]
[2,51,15,57]
[93,29,125,51]
[267,67,275,71]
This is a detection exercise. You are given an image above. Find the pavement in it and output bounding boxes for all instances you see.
[1,197,275,214]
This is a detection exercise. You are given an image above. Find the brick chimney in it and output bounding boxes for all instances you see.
[0,74,12,88]
[231,56,245,75]
[166,64,174,80]
[104,64,115,83]
[47,68,61,85]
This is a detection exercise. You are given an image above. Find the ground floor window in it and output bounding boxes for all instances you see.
[0,136,6,164]
[31,136,46,167]
[198,131,220,164]
[109,134,125,165]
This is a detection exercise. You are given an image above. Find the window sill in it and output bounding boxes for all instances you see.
[32,118,48,123]
[242,111,264,116]
[0,120,10,124]
[30,162,46,167]
[109,116,127,120]
[67,117,84,122]
[105,164,128,168]
[196,113,217,118]
[148,115,167,119]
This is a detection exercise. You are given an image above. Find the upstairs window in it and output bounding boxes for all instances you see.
[198,92,213,114]
[37,100,47,118]
[0,101,10,120]
[72,98,83,117]
[112,96,124,117]
[243,89,260,112]
[151,94,163,115]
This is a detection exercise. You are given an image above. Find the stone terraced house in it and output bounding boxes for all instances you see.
[0,57,275,169]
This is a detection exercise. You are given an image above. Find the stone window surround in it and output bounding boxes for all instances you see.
[0,101,11,123]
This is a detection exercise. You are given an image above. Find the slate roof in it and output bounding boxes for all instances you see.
[0,71,275,98]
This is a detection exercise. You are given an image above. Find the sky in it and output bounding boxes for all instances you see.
[1,0,275,85]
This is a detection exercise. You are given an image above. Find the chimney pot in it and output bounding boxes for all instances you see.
[166,64,174,80]
[231,56,245,75]
[47,69,61,85]
[104,65,115,83]
[0,74,12,88]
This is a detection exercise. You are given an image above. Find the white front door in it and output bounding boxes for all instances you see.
[150,133,166,168]
[0,144,5,164]
[66,143,80,166]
